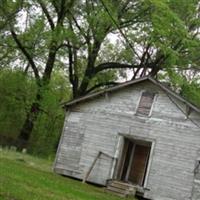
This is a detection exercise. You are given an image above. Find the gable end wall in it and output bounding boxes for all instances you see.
[54,80,200,200]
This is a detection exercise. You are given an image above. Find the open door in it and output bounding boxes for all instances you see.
[118,138,151,186]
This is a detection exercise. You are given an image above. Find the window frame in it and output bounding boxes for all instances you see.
[134,90,157,117]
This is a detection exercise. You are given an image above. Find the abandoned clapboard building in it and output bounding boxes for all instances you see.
[54,76,200,200]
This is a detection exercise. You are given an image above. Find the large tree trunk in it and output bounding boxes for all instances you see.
[17,92,41,149]
[12,1,67,149]
[17,45,57,149]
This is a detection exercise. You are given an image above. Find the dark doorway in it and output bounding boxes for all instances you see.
[118,138,151,186]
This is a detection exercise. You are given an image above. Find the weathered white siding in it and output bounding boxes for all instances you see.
[54,80,200,200]
[191,149,200,200]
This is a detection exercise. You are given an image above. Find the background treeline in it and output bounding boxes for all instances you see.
[0,68,70,157]
[0,0,200,157]
[0,67,199,157]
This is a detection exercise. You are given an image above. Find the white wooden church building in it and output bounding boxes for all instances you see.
[54,76,200,200]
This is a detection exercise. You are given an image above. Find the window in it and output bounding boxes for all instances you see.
[136,91,155,116]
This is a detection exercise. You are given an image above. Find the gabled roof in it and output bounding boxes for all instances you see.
[63,76,200,114]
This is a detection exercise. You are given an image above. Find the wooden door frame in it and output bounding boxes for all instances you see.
[115,134,155,188]
[143,140,155,188]
[118,139,131,180]
[125,142,135,181]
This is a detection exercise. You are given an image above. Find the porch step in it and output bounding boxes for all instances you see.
[106,180,136,198]
[106,187,127,198]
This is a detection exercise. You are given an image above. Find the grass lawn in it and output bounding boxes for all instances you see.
[0,149,137,200]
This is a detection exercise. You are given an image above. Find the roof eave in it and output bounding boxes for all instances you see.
[148,77,200,114]
[62,76,200,114]
[63,76,149,108]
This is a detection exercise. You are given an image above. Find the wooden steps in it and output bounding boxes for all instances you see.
[105,180,136,198]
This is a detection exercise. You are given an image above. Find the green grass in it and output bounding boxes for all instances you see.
[0,149,136,200]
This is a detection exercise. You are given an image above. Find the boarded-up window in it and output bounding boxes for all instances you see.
[136,91,155,116]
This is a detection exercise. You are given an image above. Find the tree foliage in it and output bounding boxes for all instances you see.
[0,0,199,150]
[0,68,70,156]
[1,0,199,95]
[0,69,36,137]
[164,70,200,107]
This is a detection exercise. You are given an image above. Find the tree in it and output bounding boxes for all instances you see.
[162,69,200,108]
[56,0,200,96]
[0,69,36,139]
[0,0,199,147]
[1,0,76,147]
[0,67,69,155]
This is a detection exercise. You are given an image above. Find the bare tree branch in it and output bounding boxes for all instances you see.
[56,43,79,51]
[69,11,88,40]
[10,29,40,80]
[38,0,55,30]
[94,62,149,74]
[85,81,119,94]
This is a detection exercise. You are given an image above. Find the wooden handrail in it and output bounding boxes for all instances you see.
[99,151,115,160]
[82,151,115,183]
